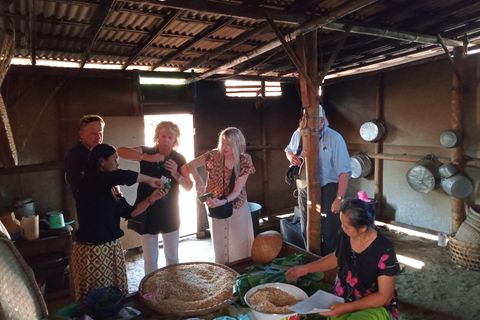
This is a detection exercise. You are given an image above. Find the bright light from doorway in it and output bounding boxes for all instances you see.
[144,114,197,236]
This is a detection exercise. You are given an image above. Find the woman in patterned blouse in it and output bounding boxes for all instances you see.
[187,127,256,264]
[286,198,400,320]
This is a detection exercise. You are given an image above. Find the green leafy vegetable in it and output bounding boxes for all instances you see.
[236,254,331,306]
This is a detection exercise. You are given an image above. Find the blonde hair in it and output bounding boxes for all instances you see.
[154,121,180,149]
[217,127,246,175]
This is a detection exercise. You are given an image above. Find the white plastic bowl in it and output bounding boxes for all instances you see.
[245,283,308,320]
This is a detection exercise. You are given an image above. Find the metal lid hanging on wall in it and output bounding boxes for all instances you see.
[360,119,385,142]
[440,129,463,148]
[406,154,442,193]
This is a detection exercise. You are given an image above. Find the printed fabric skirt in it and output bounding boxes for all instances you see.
[209,200,255,265]
[71,239,128,304]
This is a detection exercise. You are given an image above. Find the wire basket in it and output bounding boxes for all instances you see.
[85,286,123,319]
[448,234,480,271]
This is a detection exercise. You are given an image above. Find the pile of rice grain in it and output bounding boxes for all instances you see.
[248,287,301,314]
[142,263,237,314]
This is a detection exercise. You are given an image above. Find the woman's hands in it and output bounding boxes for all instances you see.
[285,265,309,280]
[205,197,227,208]
[195,180,206,196]
[149,188,169,202]
[165,159,178,176]
[147,177,164,189]
[319,303,351,318]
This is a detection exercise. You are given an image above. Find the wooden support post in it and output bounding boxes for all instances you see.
[261,81,269,214]
[374,74,384,219]
[451,46,466,233]
[297,31,321,254]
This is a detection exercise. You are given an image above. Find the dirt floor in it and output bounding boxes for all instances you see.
[381,227,480,320]
[46,228,480,320]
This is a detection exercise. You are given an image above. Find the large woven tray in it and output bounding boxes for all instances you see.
[138,262,239,316]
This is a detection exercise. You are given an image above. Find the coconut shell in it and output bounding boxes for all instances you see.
[251,230,283,264]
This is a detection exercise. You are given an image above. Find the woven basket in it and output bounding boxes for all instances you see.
[251,230,283,264]
[454,221,480,244]
[449,234,480,271]
[138,262,238,316]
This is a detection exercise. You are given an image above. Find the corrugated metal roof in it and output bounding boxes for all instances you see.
[0,0,479,80]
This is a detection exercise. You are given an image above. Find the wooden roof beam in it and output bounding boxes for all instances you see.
[134,0,308,24]
[123,9,182,70]
[180,23,270,72]
[185,0,380,83]
[28,0,36,65]
[152,18,234,70]
[79,0,118,68]
[233,47,284,75]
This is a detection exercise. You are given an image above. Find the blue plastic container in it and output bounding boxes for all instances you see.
[85,286,123,319]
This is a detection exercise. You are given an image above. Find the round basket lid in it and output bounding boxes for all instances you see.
[251,230,282,264]
[139,262,238,316]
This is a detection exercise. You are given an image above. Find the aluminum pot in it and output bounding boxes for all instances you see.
[350,153,373,178]
[440,129,463,148]
[441,173,473,198]
[360,119,386,142]
[439,163,458,179]
[406,155,442,193]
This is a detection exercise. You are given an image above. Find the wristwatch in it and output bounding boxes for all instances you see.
[336,196,344,200]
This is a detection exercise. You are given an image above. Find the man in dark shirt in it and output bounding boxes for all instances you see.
[65,115,105,200]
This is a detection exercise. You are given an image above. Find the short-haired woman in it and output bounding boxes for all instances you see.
[117,121,192,275]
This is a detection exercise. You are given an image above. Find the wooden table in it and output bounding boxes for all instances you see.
[121,241,335,319]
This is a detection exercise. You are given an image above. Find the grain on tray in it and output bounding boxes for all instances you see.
[142,263,237,314]
[248,287,301,314]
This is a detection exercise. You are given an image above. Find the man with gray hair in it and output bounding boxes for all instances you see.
[285,105,351,255]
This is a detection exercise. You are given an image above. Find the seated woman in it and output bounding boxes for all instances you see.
[71,143,168,304]
[286,198,400,320]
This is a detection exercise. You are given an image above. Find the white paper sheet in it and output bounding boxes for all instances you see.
[289,290,345,314]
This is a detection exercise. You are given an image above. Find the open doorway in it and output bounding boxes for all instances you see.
[143,114,197,237]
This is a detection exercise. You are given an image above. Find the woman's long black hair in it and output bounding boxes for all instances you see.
[340,198,375,229]
[85,143,116,174]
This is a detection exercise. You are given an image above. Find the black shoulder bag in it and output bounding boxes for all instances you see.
[208,169,236,219]
[285,136,304,185]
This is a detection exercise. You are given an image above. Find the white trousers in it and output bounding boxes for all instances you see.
[141,230,179,275]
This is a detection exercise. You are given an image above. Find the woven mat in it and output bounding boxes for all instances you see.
[138,261,238,316]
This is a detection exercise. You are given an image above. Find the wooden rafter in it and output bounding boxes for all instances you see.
[318,25,352,83]
[28,0,36,65]
[131,0,308,24]
[233,47,283,75]
[152,18,234,70]
[185,0,380,83]
[262,7,318,97]
[180,23,270,72]
[79,0,117,68]
[122,9,182,70]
